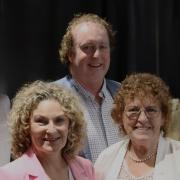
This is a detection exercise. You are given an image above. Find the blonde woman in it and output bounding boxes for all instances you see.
[0,81,96,180]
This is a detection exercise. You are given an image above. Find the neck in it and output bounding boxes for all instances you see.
[72,75,104,96]
[36,151,67,169]
[128,141,158,163]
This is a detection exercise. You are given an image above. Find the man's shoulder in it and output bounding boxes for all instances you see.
[106,79,120,86]
[106,79,121,97]
[54,76,73,89]
[54,76,69,85]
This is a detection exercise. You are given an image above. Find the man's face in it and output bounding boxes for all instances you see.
[69,22,110,84]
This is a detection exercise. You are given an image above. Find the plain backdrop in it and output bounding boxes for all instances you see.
[0,0,180,99]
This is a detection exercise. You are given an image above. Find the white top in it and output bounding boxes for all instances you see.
[95,135,180,180]
[118,160,153,180]
[0,94,10,166]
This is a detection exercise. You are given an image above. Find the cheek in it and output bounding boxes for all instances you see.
[61,123,69,135]
[30,125,44,140]
[103,54,110,69]
[104,51,110,59]
[73,53,87,66]
[123,118,136,131]
[30,130,41,142]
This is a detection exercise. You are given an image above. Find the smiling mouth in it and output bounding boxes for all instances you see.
[135,127,152,130]
[88,63,102,68]
[43,137,60,142]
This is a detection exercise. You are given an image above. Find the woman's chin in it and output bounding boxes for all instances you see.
[131,131,154,143]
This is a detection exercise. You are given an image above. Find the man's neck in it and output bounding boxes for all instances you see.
[73,77,104,97]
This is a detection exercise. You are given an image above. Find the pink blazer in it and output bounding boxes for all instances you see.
[0,149,96,180]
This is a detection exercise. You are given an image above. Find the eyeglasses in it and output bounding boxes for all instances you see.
[124,106,161,120]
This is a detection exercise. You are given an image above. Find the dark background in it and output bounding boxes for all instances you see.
[1,0,180,99]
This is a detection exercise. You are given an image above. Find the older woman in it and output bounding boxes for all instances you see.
[0,81,96,180]
[95,73,180,180]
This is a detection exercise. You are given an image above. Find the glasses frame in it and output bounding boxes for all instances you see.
[124,106,161,120]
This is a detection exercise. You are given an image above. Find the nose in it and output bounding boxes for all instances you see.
[46,122,56,134]
[93,48,100,58]
[137,110,148,123]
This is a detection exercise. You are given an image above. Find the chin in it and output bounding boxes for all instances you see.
[41,144,63,153]
[42,147,57,153]
[131,132,153,142]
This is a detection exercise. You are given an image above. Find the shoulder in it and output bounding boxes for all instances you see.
[106,79,120,87]
[68,156,93,171]
[157,135,180,163]
[94,140,128,180]
[53,76,77,91]
[0,149,46,179]
[0,155,27,178]
[106,79,120,97]
[75,156,93,167]
[164,137,180,150]
[0,94,10,102]
[0,94,10,110]
[54,76,69,86]
[95,139,128,166]
[67,156,95,179]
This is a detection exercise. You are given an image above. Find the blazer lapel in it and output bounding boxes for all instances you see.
[66,157,90,180]
[24,149,49,180]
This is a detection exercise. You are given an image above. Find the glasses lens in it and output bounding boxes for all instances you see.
[125,106,160,120]
[125,107,140,120]
[145,107,159,118]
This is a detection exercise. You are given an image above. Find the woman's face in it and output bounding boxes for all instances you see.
[122,97,164,145]
[30,99,69,156]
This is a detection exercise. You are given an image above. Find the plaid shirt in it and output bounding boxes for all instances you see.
[71,79,121,163]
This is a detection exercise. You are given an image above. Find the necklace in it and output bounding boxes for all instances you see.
[128,149,156,163]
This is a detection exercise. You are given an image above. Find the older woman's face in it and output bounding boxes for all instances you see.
[30,99,69,155]
[122,97,164,144]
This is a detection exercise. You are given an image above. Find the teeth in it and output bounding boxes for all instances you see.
[135,127,151,129]
[89,64,101,67]
[44,137,60,141]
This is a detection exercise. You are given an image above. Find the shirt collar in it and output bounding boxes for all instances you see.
[70,78,107,100]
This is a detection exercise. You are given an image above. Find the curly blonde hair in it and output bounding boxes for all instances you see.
[112,73,172,136]
[59,13,116,65]
[10,81,86,159]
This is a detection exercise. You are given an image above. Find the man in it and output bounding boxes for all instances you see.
[55,13,123,163]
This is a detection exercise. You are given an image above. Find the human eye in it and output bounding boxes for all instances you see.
[34,117,48,125]
[127,106,140,113]
[54,116,66,125]
[125,106,140,119]
[99,44,108,50]
[145,107,159,117]
[81,44,95,53]
[146,107,158,113]
[81,45,90,50]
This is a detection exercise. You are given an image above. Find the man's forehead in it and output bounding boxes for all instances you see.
[71,21,105,33]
